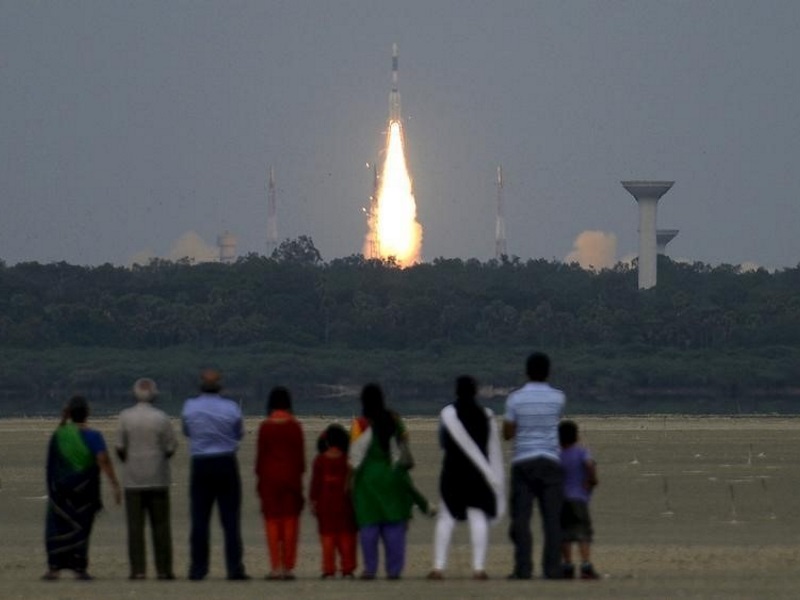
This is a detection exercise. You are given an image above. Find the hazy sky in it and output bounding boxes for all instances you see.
[2,1,799,269]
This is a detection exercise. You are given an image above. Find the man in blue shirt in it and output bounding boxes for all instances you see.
[503,352,565,580]
[182,369,249,581]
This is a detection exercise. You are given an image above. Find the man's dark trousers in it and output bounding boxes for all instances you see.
[125,488,173,577]
[188,454,245,579]
[509,457,564,579]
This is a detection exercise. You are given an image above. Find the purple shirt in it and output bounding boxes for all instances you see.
[560,444,593,503]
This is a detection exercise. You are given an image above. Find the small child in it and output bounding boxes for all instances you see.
[310,424,358,578]
[558,419,599,580]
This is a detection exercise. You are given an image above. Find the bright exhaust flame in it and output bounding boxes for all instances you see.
[365,120,422,266]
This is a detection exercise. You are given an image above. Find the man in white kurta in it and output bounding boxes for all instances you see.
[116,378,177,580]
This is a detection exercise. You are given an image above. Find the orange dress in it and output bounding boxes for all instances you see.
[255,410,305,573]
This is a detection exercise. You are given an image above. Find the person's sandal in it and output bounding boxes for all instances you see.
[426,570,444,580]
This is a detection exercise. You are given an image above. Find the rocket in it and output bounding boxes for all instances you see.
[389,43,401,122]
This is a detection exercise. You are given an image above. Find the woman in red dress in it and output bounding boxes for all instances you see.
[255,387,305,579]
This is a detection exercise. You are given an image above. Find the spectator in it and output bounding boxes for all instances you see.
[181,369,249,581]
[115,378,177,580]
[349,383,416,580]
[558,420,600,580]
[43,396,121,581]
[429,376,504,580]
[310,424,357,579]
[255,387,305,580]
[503,353,566,580]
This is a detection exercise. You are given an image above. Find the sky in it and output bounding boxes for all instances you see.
[1,1,799,270]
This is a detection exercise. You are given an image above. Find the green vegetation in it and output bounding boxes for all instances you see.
[2,237,799,415]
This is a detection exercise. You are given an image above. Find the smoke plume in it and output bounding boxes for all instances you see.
[565,230,617,271]
[739,261,760,273]
[129,231,219,266]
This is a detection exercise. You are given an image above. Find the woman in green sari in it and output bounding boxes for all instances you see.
[349,384,427,579]
[43,396,121,580]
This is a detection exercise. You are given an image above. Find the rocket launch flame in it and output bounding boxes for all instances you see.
[367,120,422,266]
[363,44,422,266]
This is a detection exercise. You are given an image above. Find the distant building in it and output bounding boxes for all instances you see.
[621,181,674,289]
[657,229,679,256]
[217,231,237,264]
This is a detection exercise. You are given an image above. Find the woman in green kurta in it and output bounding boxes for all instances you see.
[349,384,422,579]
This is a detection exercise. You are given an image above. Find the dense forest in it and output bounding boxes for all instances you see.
[1,236,799,416]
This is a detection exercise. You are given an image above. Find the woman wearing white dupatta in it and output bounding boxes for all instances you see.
[428,376,504,580]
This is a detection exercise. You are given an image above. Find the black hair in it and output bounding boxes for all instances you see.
[453,375,488,450]
[66,396,89,424]
[455,375,477,404]
[320,423,350,454]
[267,386,292,413]
[559,419,579,447]
[526,352,550,382]
[360,383,396,453]
[361,383,384,419]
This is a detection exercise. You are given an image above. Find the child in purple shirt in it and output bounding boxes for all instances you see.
[558,420,599,580]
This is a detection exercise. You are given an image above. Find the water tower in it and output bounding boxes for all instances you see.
[657,229,679,255]
[621,181,674,289]
[217,231,237,264]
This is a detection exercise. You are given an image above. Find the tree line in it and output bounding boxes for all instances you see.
[1,236,799,414]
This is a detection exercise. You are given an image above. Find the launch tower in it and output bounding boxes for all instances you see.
[365,162,380,259]
[266,166,278,256]
[495,166,507,259]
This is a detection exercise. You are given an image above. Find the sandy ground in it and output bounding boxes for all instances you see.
[2,415,800,599]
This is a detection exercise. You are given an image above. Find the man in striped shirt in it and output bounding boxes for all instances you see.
[503,352,566,580]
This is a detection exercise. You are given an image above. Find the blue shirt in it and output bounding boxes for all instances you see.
[181,394,244,456]
[81,428,107,456]
[561,444,593,503]
[504,382,565,463]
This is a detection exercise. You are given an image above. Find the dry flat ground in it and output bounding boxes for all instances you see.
[2,415,800,599]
